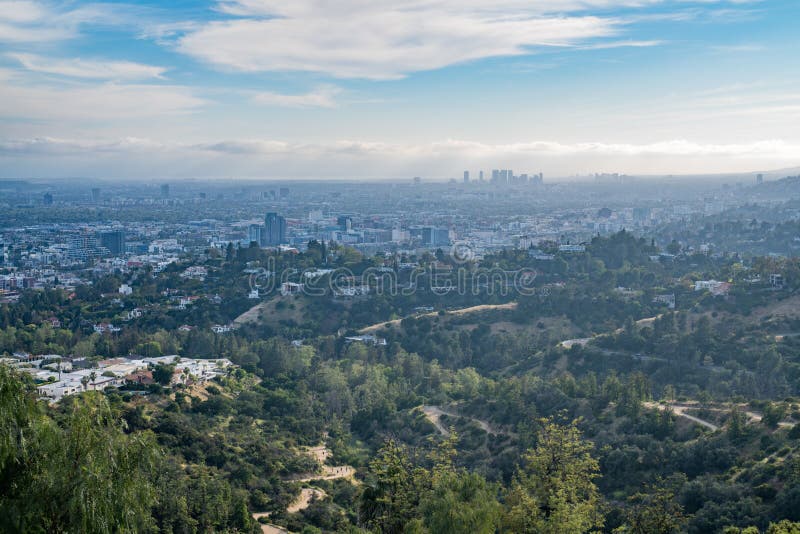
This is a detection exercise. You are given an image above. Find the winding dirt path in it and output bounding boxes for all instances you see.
[421,405,508,437]
[287,488,326,514]
[643,402,719,431]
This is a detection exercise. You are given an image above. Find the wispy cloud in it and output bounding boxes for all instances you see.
[8,53,168,80]
[0,78,205,121]
[576,39,664,50]
[711,43,765,52]
[251,85,341,108]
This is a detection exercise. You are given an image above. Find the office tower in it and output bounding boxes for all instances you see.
[100,231,126,256]
[279,187,290,198]
[264,212,287,246]
[479,170,484,181]
[422,227,451,247]
[337,216,353,231]
[756,174,764,185]
[91,188,101,203]
[248,224,263,245]
[463,171,470,183]
[43,193,53,205]
[160,184,170,199]
[633,207,651,224]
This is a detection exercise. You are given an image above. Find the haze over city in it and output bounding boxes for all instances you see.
[1,0,799,180]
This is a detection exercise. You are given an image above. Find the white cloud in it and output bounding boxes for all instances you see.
[0,1,159,43]
[178,1,626,79]
[0,20,72,41]
[577,39,663,50]
[0,1,48,23]
[1,136,797,179]
[0,0,78,42]
[0,78,205,121]
[175,0,753,79]
[251,85,342,108]
[8,52,167,80]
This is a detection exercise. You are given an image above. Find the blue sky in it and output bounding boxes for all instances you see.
[0,0,798,180]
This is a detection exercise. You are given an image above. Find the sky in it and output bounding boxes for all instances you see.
[0,0,799,180]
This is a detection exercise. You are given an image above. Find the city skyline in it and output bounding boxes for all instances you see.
[1,0,799,179]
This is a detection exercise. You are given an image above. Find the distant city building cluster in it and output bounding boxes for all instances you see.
[0,173,794,307]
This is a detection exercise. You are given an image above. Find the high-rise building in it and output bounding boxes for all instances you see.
[337,216,353,231]
[463,170,470,183]
[422,227,450,247]
[248,224,263,245]
[479,170,484,182]
[633,207,651,224]
[279,187,290,198]
[43,193,53,205]
[756,174,764,185]
[91,188,101,203]
[264,213,287,246]
[160,184,170,199]
[100,231,126,256]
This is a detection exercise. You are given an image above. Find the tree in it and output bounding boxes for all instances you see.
[666,240,681,255]
[0,366,161,533]
[421,471,501,534]
[358,439,423,534]
[152,363,175,386]
[504,418,604,534]
[762,402,786,429]
[615,480,685,534]
[728,407,748,440]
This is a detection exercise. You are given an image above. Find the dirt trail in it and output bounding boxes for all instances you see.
[252,444,355,529]
[645,401,796,431]
[558,315,663,349]
[291,444,357,483]
[421,405,508,437]
[252,513,288,534]
[360,302,517,333]
[287,488,326,514]
[644,402,720,431]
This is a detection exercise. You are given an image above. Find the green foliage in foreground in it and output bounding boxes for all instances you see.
[0,365,260,534]
[0,365,158,533]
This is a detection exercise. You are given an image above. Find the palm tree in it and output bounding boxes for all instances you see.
[80,376,89,392]
[89,371,97,390]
